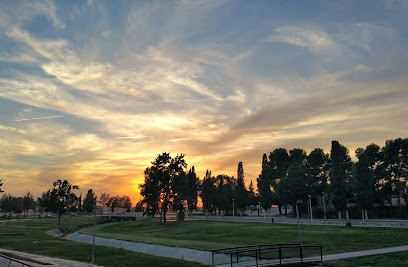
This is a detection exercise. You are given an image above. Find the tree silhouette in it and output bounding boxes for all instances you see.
[235,162,248,214]
[0,179,3,193]
[83,189,97,213]
[98,192,110,208]
[38,179,79,225]
[22,192,35,217]
[139,152,187,222]
[257,154,273,211]
[330,141,352,219]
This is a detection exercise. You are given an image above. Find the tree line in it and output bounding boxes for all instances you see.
[0,179,133,225]
[139,137,408,220]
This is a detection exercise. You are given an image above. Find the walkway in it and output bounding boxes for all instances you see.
[0,248,97,266]
[68,232,213,265]
[68,232,408,265]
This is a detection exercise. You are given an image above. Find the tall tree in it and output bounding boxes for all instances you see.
[83,189,97,213]
[285,149,309,210]
[248,180,258,207]
[139,152,187,222]
[38,179,79,225]
[200,170,216,215]
[307,148,330,208]
[382,138,408,217]
[257,154,273,211]
[0,179,3,193]
[270,148,290,214]
[354,145,379,217]
[330,141,352,219]
[120,195,132,212]
[186,166,199,216]
[0,194,14,215]
[107,195,120,212]
[235,162,248,213]
[98,192,111,208]
[22,192,35,217]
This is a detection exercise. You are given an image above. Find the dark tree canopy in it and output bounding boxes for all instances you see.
[235,162,248,212]
[37,179,79,225]
[330,141,352,215]
[0,179,3,193]
[139,152,188,222]
[22,192,35,217]
[83,189,97,212]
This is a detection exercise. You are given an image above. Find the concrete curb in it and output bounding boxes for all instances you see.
[68,232,213,265]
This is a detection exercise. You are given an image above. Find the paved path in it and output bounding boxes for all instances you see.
[0,248,97,266]
[68,232,408,265]
[323,245,408,262]
[68,232,213,265]
[185,215,408,228]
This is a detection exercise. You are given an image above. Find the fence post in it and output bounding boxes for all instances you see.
[320,246,323,264]
[255,250,259,267]
[300,245,303,263]
[230,253,233,267]
[279,247,282,265]
[211,251,214,267]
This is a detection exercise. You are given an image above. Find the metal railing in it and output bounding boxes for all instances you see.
[0,254,34,267]
[212,244,322,266]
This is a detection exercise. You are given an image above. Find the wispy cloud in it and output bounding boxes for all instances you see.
[15,115,65,122]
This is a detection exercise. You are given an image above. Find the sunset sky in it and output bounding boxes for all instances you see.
[1,0,408,201]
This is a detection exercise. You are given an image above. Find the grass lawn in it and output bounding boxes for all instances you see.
[0,216,205,267]
[79,218,408,255]
[326,251,408,266]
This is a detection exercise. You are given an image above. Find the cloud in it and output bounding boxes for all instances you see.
[266,25,335,53]
[15,115,65,122]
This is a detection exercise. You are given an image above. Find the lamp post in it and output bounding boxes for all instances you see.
[89,200,97,264]
[322,192,326,225]
[308,195,313,222]
[232,199,235,218]
[296,199,303,245]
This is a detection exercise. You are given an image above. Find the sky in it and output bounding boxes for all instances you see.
[1,0,408,201]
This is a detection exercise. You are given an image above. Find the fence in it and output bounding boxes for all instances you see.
[212,244,322,266]
[0,254,34,267]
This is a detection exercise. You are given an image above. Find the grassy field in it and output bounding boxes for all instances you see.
[0,216,205,267]
[79,218,408,255]
[326,251,408,266]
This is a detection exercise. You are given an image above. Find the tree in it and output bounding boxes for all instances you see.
[38,179,79,225]
[83,189,97,213]
[200,170,217,215]
[0,179,3,193]
[382,138,408,217]
[235,162,248,214]
[107,196,120,212]
[248,180,258,206]
[330,141,352,219]
[98,192,110,208]
[139,152,187,223]
[257,154,273,211]
[22,192,35,217]
[0,194,14,215]
[120,195,132,212]
[285,149,309,212]
[186,166,199,216]
[307,148,329,199]
[269,148,290,214]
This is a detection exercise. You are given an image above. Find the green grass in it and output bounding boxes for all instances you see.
[79,219,408,255]
[0,216,205,266]
[326,251,408,266]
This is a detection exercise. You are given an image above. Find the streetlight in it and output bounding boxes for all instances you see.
[322,192,326,225]
[296,199,303,246]
[232,199,235,218]
[308,195,313,222]
[89,200,97,264]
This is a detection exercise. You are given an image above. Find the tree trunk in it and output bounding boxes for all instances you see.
[163,212,167,223]
[278,206,282,215]
[284,205,287,216]
[338,211,341,220]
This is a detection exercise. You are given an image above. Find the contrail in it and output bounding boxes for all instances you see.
[15,115,65,121]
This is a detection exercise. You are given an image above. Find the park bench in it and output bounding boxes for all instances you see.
[212,244,322,266]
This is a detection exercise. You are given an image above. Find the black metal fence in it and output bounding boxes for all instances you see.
[212,244,322,266]
[0,254,34,267]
